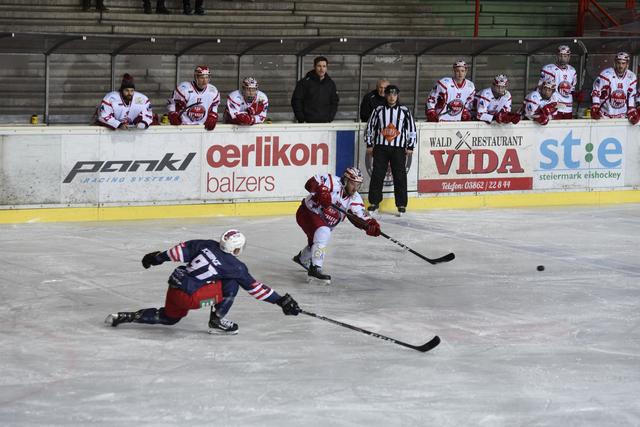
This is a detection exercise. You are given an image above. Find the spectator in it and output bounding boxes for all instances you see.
[183,0,205,15]
[143,0,171,14]
[94,73,153,130]
[293,167,380,285]
[365,85,416,216]
[474,74,520,124]
[167,65,220,131]
[523,76,560,125]
[538,45,577,119]
[82,0,108,11]
[359,79,389,122]
[426,60,476,122]
[224,77,269,125]
[105,229,301,334]
[591,51,638,124]
[291,56,339,123]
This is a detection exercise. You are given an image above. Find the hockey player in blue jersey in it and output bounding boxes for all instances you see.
[105,229,301,334]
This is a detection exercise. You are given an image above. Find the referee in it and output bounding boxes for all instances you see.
[364,85,416,216]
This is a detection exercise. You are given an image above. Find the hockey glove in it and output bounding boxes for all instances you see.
[535,112,550,126]
[509,112,521,124]
[541,102,558,117]
[628,108,640,125]
[168,111,182,125]
[365,218,381,237]
[235,113,254,125]
[277,293,301,316]
[426,109,439,122]
[142,251,164,269]
[174,100,186,113]
[461,109,472,121]
[312,185,332,208]
[590,104,601,120]
[204,112,218,131]
[495,111,509,124]
[247,102,264,116]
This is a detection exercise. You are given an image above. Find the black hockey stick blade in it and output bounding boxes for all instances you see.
[413,335,441,352]
[301,310,440,353]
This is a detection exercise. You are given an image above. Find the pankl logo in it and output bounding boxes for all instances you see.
[539,131,622,170]
[205,136,329,194]
[63,153,196,183]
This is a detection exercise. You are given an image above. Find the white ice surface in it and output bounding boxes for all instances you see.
[1,205,640,426]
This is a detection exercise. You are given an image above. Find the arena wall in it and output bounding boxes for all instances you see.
[1,120,639,223]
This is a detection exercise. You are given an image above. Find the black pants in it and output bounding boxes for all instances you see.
[368,145,408,208]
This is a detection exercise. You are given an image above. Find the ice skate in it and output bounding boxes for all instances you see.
[396,207,406,217]
[105,312,135,327]
[307,264,331,285]
[208,313,239,335]
[292,252,309,271]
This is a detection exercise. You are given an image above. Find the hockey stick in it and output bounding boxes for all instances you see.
[332,204,455,265]
[300,310,440,353]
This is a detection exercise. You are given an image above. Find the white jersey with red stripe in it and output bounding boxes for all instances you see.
[224,89,269,124]
[303,173,368,228]
[96,90,153,129]
[426,77,476,121]
[473,87,512,122]
[167,81,220,125]
[538,63,577,114]
[523,90,562,121]
[592,67,638,118]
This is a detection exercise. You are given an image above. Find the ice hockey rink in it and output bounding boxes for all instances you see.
[1,204,639,426]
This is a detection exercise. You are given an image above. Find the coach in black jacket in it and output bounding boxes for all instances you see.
[291,56,339,123]
[359,79,389,122]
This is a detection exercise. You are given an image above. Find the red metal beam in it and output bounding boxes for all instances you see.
[474,0,480,37]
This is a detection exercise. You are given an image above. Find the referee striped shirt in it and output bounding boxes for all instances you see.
[364,104,417,150]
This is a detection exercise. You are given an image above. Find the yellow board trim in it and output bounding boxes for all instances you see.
[2,190,640,224]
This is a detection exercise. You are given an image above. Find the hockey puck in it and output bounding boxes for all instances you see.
[537,265,545,271]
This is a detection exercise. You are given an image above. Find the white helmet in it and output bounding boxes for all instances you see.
[556,45,571,65]
[220,229,246,257]
[492,74,509,96]
[616,51,630,62]
[242,77,259,102]
[194,65,211,77]
[540,76,556,90]
[453,60,467,69]
[342,166,363,184]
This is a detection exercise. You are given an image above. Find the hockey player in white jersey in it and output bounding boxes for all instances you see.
[293,167,380,285]
[95,73,153,130]
[538,45,577,119]
[523,76,561,125]
[167,65,221,131]
[426,60,476,122]
[591,52,639,124]
[223,77,269,125]
[474,74,520,124]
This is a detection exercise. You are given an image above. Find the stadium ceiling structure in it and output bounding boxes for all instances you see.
[1,33,639,122]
